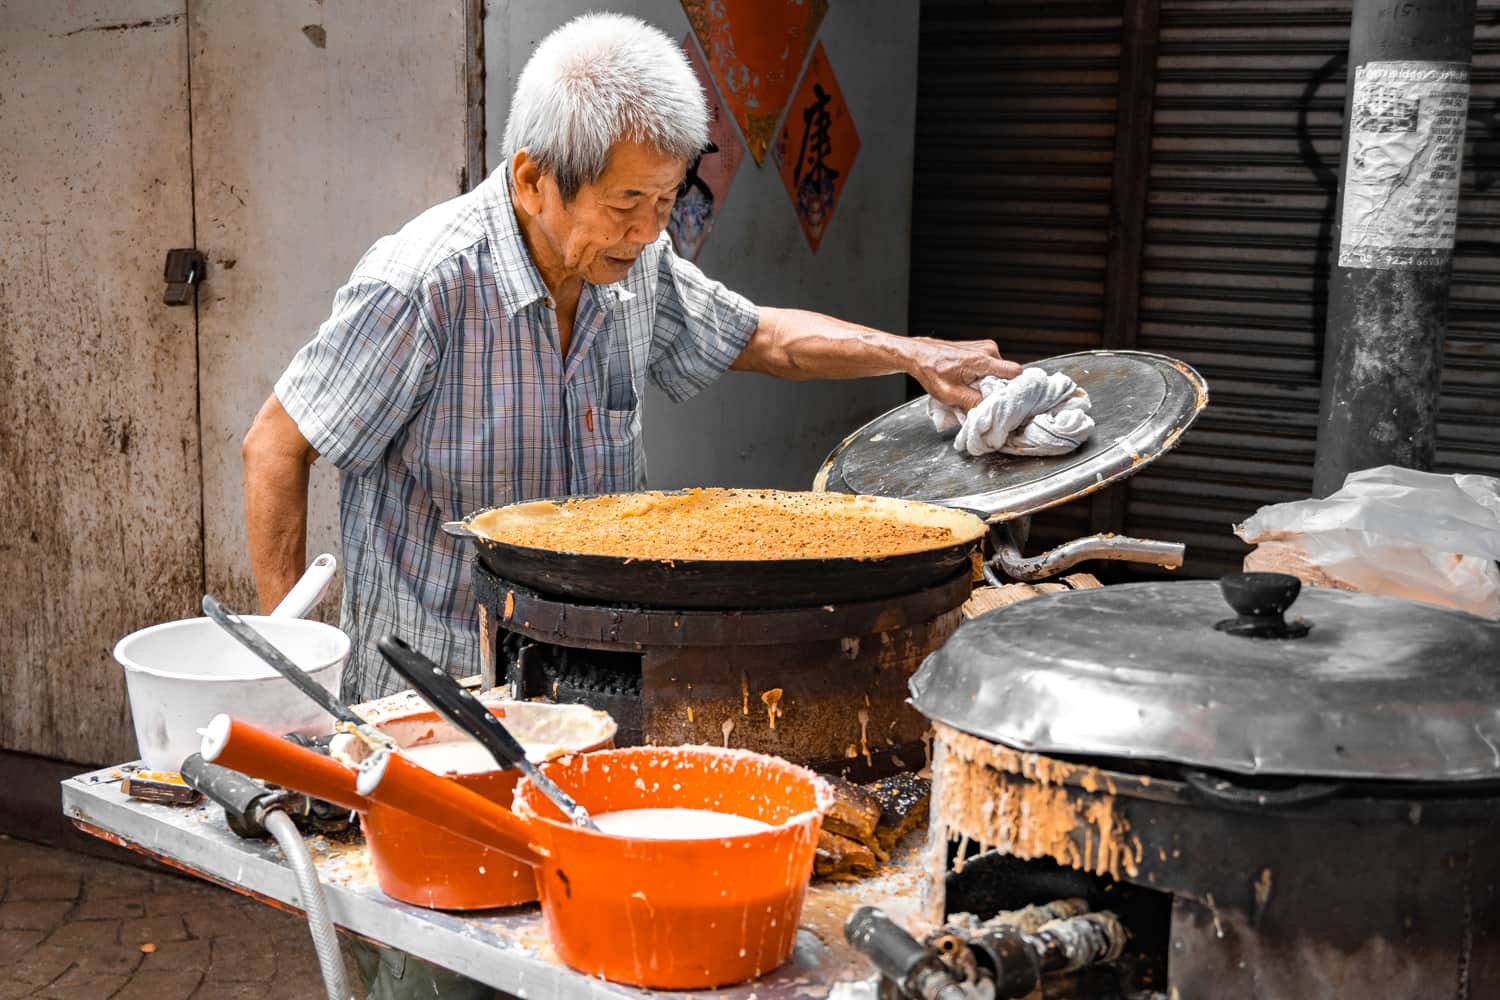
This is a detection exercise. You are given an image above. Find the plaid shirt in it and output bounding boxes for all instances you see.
[276,174,759,701]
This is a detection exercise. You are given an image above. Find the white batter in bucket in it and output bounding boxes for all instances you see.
[591,807,772,839]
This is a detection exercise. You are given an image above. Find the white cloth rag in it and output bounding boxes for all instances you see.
[928,368,1094,457]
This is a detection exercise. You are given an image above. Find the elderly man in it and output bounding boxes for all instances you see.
[245,12,1017,707]
[243,12,1017,996]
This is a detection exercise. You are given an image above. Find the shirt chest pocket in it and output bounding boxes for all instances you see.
[601,296,653,410]
[593,296,651,491]
[595,401,645,493]
[605,372,638,412]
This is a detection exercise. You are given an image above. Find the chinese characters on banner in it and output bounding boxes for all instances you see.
[680,0,828,165]
[773,42,859,253]
[669,35,746,261]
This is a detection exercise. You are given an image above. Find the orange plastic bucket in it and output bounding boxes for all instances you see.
[210,721,831,987]
[513,746,832,989]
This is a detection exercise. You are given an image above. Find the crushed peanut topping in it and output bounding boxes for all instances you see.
[469,488,962,561]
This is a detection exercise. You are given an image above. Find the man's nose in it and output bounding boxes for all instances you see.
[625,205,664,244]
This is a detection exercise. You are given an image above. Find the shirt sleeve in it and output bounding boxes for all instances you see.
[647,240,760,404]
[274,277,439,477]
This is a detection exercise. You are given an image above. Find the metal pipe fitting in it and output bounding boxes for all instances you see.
[987,525,1185,584]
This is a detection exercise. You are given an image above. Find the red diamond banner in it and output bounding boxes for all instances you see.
[680,0,828,165]
[773,42,859,253]
[669,35,746,261]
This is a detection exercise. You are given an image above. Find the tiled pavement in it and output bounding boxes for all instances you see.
[0,834,364,999]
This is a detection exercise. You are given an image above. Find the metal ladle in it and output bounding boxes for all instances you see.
[200,594,391,750]
[376,634,599,831]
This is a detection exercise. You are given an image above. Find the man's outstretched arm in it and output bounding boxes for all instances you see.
[732,306,1021,410]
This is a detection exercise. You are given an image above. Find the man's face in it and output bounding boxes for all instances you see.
[516,141,687,287]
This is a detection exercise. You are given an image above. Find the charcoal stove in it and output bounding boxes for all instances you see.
[472,559,968,772]
[909,572,1500,999]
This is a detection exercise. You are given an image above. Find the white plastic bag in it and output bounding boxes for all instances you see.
[1235,465,1500,619]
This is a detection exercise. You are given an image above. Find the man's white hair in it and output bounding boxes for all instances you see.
[503,13,709,200]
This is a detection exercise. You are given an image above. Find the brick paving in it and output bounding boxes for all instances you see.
[0,834,364,999]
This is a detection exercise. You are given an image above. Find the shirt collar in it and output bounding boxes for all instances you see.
[476,171,551,314]
[586,282,637,315]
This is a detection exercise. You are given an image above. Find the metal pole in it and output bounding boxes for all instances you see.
[1312,0,1476,496]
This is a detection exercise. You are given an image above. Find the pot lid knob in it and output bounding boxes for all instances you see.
[1213,572,1312,639]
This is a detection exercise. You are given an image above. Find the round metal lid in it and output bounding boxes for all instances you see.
[814,351,1208,521]
[910,579,1500,782]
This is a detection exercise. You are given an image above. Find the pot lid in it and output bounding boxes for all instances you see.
[910,574,1500,782]
[813,350,1207,521]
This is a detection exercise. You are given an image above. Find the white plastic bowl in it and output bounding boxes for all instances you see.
[114,615,350,771]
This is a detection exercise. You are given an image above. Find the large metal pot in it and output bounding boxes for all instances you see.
[911,573,1500,999]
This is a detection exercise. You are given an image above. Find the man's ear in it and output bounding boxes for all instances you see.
[511,149,547,214]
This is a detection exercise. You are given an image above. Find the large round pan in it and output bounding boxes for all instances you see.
[443,489,986,610]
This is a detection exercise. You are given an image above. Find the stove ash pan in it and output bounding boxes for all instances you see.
[925,722,1500,1000]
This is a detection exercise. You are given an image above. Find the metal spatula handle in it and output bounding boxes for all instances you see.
[376,635,598,830]
[202,595,363,727]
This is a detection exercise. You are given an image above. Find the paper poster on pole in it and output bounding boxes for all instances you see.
[1338,60,1469,269]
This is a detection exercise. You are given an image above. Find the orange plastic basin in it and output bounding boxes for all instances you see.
[514,746,832,989]
[202,703,612,910]
[359,703,617,909]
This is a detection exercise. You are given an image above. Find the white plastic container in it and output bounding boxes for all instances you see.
[114,615,350,771]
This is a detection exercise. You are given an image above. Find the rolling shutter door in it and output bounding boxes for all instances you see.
[1132,0,1500,573]
[911,0,1123,551]
[913,0,1500,576]
[1445,11,1500,478]
[1128,1,1354,574]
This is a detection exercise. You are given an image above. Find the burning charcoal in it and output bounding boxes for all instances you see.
[821,775,882,848]
[864,771,931,857]
[814,829,879,881]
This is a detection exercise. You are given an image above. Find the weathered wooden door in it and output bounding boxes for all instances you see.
[190,1,472,615]
[1,0,473,765]
[0,2,201,763]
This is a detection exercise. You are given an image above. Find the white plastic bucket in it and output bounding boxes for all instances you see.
[114,616,350,771]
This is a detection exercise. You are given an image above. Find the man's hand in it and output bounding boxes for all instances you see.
[904,336,1022,410]
[733,307,1021,410]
